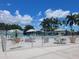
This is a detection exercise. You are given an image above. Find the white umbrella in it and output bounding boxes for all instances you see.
[8,29,23,39]
[8,29,23,33]
[8,30,15,33]
[26,29,36,32]
[55,28,65,31]
[15,29,23,33]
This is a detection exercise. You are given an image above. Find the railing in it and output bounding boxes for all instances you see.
[0,35,79,51]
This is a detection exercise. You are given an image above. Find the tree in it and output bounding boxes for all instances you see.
[66,14,77,43]
[74,14,79,25]
[73,13,79,35]
[10,24,22,39]
[10,24,22,30]
[0,23,22,37]
[23,25,34,35]
[66,14,77,30]
[40,17,59,31]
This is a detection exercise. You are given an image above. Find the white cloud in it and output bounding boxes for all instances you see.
[15,10,32,25]
[45,9,70,18]
[39,18,44,21]
[15,10,20,16]
[0,10,32,26]
[38,11,42,16]
[72,12,79,15]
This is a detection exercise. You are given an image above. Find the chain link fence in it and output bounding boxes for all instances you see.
[0,35,79,51]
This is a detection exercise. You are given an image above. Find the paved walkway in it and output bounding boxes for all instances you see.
[0,44,79,59]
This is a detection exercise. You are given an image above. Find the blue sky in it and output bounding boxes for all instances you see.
[0,0,79,30]
[0,0,79,15]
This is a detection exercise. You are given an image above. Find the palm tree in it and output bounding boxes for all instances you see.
[40,17,59,31]
[73,13,79,35]
[40,18,49,31]
[74,14,79,25]
[66,13,77,43]
[67,14,77,30]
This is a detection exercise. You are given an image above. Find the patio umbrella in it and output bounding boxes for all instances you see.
[26,29,36,32]
[54,28,65,32]
[8,29,23,38]
[8,29,23,33]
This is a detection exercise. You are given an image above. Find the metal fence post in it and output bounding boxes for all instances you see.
[1,35,6,52]
[42,36,44,47]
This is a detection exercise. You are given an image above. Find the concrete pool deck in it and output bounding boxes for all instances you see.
[0,43,79,59]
